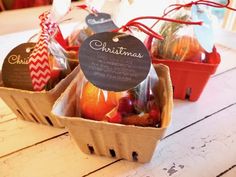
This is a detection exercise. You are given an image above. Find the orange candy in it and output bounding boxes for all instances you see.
[48,55,61,79]
[79,82,126,121]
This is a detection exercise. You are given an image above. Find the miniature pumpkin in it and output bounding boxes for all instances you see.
[79,82,126,121]
[154,14,205,62]
[169,35,204,62]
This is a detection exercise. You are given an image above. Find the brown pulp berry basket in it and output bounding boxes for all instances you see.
[52,64,173,163]
[0,66,80,128]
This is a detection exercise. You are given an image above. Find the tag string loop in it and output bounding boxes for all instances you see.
[114,16,202,40]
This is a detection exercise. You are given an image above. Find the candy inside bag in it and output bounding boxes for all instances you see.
[75,65,162,127]
[67,23,94,47]
[151,8,210,63]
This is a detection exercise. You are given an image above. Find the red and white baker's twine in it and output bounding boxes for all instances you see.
[29,11,58,91]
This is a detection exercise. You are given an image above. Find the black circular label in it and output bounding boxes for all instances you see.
[2,43,35,90]
[86,13,118,33]
[79,32,151,92]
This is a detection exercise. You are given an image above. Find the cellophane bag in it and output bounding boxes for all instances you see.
[44,36,77,90]
[67,0,115,47]
[75,65,161,127]
[151,7,210,63]
[67,6,118,48]
[67,23,94,47]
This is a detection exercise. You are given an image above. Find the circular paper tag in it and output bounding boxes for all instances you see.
[79,32,151,92]
[2,43,35,90]
[86,13,118,33]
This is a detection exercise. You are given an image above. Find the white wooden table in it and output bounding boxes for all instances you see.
[1,3,236,177]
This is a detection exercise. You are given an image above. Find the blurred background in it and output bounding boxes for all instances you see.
[0,0,77,10]
[0,0,235,32]
[0,0,235,49]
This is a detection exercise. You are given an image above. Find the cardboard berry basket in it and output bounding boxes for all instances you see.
[0,65,80,128]
[52,64,173,163]
[145,37,221,101]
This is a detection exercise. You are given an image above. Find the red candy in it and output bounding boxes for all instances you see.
[108,112,122,123]
[117,97,134,115]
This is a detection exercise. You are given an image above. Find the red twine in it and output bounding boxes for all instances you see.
[29,11,58,91]
[151,0,236,31]
[75,4,98,15]
[113,16,202,40]
[164,0,236,17]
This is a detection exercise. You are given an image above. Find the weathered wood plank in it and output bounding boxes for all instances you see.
[86,104,236,177]
[0,68,235,177]
[0,134,116,177]
[0,53,235,177]
[0,31,235,177]
[214,45,236,75]
[0,119,66,157]
[0,3,235,177]
[220,166,236,177]
[167,68,236,137]
[0,99,16,123]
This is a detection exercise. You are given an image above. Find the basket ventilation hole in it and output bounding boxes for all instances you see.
[16,109,24,119]
[87,144,94,154]
[30,113,39,123]
[44,116,53,126]
[185,88,192,100]
[109,149,116,157]
[132,151,138,161]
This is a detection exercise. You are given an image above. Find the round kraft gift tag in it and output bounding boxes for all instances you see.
[79,32,151,92]
[2,43,35,90]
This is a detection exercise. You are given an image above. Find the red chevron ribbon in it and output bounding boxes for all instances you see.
[29,11,58,91]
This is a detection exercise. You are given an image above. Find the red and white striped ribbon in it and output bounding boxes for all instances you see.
[29,11,58,91]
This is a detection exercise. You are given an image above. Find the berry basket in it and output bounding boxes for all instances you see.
[0,65,80,128]
[52,64,173,163]
[145,37,221,101]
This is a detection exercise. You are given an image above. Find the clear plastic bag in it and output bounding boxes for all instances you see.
[75,65,161,127]
[44,37,75,90]
[151,9,207,62]
[67,23,94,47]
[67,8,118,47]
